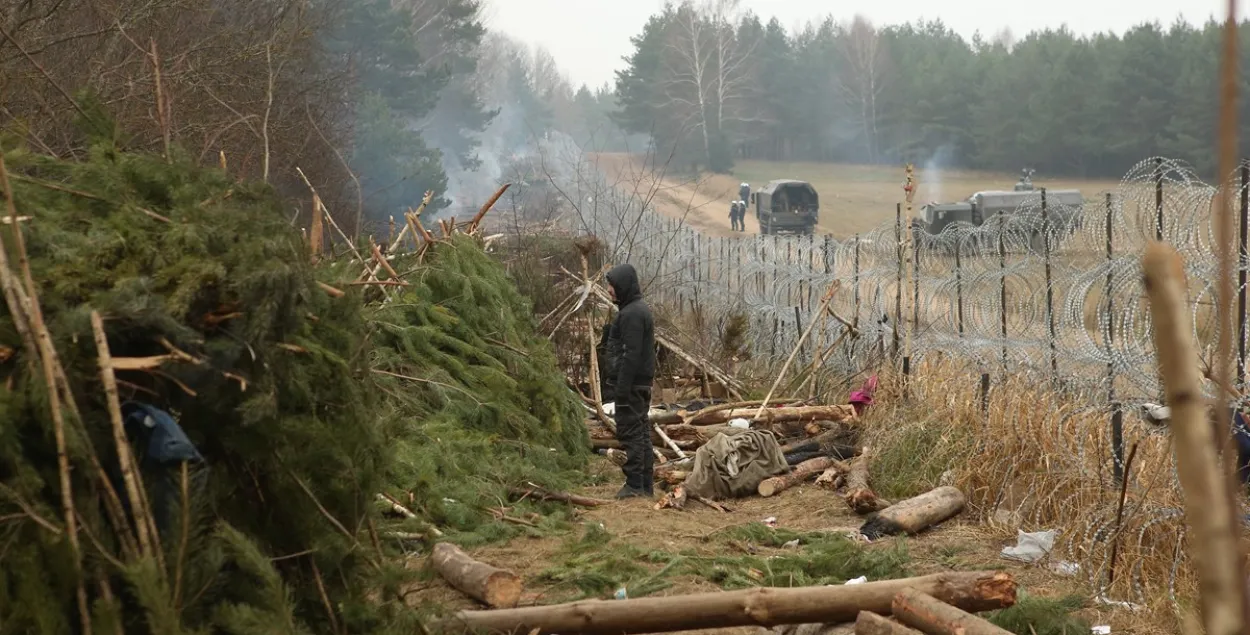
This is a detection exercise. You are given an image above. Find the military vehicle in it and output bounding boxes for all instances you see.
[917,169,1083,236]
[749,179,819,235]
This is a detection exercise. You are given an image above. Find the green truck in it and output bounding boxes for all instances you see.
[749,179,819,235]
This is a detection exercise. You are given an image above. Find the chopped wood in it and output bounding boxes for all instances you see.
[779,429,861,459]
[815,463,849,489]
[656,468,690,486]
[854,611,924,635]
[653,423,689,459]
[431,542,522,609]
[655,485,687,510]
[891,589,1012,635]
[509,483,610,508]
[433,570,1016,635]
[844,449,890,515]
[860,486,966,540]
[759,457,836,497]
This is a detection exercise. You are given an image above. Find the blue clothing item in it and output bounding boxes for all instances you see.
[109,402,205,536]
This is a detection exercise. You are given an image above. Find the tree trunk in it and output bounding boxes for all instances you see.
[759,457,836,497]
[844,449,890,515]
[891,589,1013,635]
[854,611,924,634]
[860,486,966,540]
[433,571,1016,635]
[431,543,522,609]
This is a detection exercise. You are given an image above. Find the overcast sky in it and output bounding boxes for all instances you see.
[484,0,1241,90]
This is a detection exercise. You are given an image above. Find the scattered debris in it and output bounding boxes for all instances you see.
[1000,529,1056,563]
[510,482,611,508]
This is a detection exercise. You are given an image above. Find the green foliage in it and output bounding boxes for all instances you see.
[534,522,911,602]
[0,134,588,633]
[987,593,1091,635]
[869,413,972,500]
[367,235,589,537]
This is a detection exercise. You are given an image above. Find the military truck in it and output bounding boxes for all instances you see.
[917,169,1083,236]
[749,179,819,235]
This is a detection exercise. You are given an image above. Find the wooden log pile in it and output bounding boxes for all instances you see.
[433,570,1017,634]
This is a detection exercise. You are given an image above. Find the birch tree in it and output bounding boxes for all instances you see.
[835,15,890,162]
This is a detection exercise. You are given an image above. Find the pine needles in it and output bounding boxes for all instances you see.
[0,129,589,633]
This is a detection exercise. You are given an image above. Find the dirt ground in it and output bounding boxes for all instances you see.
[592,153,1123,239]
[407,458,1132,635]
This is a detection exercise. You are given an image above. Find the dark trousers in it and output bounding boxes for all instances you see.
[616,385,654,493]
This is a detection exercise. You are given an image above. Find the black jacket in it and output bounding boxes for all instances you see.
[604,264,655,404]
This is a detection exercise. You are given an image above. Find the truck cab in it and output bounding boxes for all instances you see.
[751,179,818,235]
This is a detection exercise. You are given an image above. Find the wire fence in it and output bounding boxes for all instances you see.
[562,156,1250,408]
[539,154,1250,607]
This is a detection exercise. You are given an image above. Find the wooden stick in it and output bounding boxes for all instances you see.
[1142,241,1245,634]
[466,183,511,234]
[653,423,688,459]
[92,311,160,561]
[432,542,523,608]
[510,482,611,508]
[854,611,924,635]
[891,589,1012,635]
[433,571,1017,635]
[1,156,92,634]
[753,280,841,419]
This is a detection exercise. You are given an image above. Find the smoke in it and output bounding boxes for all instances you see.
[920,143,957,203]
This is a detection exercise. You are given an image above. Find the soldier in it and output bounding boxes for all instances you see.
[729,200,741,231]
[739,182,751,203]
[736,200,748,231]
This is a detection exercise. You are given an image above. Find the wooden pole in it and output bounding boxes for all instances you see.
[1142,242,1244,635]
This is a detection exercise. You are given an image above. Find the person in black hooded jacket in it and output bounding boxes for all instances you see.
[603,263,656,498]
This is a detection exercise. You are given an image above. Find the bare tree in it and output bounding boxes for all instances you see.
[660,2,714,166]
[834,15,890,163]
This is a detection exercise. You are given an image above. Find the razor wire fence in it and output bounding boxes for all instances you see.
[557,155,1250,412]
[529,149,1250,606]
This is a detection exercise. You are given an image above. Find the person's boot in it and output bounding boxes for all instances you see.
[615,484,648,499]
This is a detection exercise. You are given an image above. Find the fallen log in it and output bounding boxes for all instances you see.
[860,486,966,540]
[844,449,891,515]
[592,438,683,458]
[431,542,522,609]
[509,483,611,508]
[687,405,857,426]
[854,611,924,635]
[891,589,1012,635]
[433,571,1015,635]
[655,467,690,486]
[759,457,836,497]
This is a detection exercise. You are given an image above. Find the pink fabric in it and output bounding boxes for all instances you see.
[848,375,879,405]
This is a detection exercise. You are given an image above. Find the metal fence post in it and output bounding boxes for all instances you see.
[1042,187,1058,383]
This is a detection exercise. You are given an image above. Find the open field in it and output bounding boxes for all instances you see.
[592,153,1124,239]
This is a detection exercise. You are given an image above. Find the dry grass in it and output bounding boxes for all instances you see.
[861,356,1197,635]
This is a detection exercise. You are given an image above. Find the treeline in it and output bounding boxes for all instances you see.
[612,1,1250,178]
[0,0,622,229]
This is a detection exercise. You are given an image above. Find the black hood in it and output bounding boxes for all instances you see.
[606,264,642,306]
